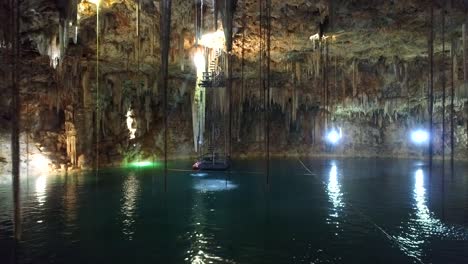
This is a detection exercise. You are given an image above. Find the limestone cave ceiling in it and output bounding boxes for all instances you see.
[13,0,468,72]
[2,0,468,166]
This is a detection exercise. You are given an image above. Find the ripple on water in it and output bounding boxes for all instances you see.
[193,179,238,192]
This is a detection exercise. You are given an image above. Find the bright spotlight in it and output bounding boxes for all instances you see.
[199,30,225,49]
[87,0,101,5]
[410,129,429,144]
[30,153,51,173]
[326,128,342,145]
[193,52,205,70]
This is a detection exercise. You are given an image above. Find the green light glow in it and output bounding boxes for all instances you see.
[126,161,157,168]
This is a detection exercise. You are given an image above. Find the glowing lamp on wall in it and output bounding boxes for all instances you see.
[410,129,429,144]
[326,128,342,145]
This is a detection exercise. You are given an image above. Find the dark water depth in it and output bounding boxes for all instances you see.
[1,158,468,263]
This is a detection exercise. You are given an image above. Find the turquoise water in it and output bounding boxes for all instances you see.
[1,158,468,263]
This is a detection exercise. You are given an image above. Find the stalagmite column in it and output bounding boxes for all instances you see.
[65,106,77,167]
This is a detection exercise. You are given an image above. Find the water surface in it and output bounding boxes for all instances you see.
[1,158,467,263]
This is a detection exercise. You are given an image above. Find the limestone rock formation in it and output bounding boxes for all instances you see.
[1,0,467,171]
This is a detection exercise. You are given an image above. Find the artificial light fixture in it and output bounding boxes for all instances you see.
[87,0,101,5]
[126,160,157,169]
[193,51,205,70]
[198,30,225,50]
[30,153,51,173]
[410,129,429,144]
[326,128,342,145]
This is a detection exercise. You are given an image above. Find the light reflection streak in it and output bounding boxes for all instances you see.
[186,177,236,263]
[395,168,468,259]
[326,163,344,234]
[35,175,47,206]
[64,175,78,225]
[193,179,237,192]
[120,171,140,240]
[327,164,343,210]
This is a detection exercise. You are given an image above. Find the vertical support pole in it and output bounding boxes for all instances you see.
[160,0,172,192]
[95,0,100,175]
[137,0,140,94]
[258,0,263,169]
[450,39,455,173]
[442,5,446,166]
[228,52,232,159]
[11,0,21,242]
[326,40,330,127]
[195,0,198,45]
[223,0,234,161]
[239,15,246,142]
[441,5,446,219]
[463,23,467,94]
[266,0,271,185]
[429,2,434,176]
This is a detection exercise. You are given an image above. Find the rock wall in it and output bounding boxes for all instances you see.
[0,0,467,172]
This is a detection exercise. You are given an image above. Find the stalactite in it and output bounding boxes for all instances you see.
[403,62,409,96]
[145,94,151,132]
[393,57,400,81]
[292,86,298,122]
[383,100,389,118]
[295,62,301,83]
[454,52,458,93]
[341,71,346,99]
[315,50,320,79]
[152,78,158,96]
[378,112,383,128]
[352,59,357,96]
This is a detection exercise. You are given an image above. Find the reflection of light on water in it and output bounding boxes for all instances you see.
[326,164,344,234]
[395,169,468,259]
[327,164,343,210]
[190,173,208,177]
[185,178,235,264]
[194,179,237,192]
[414,169,433,224]
[121,172,140,240]
[35,175,47,206]
[0,175,11,185]
[64,175,78,225]
[186,230,227,264]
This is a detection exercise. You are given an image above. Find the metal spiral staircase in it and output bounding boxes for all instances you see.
[199,49,225,88]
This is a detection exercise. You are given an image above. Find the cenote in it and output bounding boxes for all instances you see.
[2,0,468,263]
[1,158,468,263]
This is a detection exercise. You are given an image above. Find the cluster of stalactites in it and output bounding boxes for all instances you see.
[34,0,80,68]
